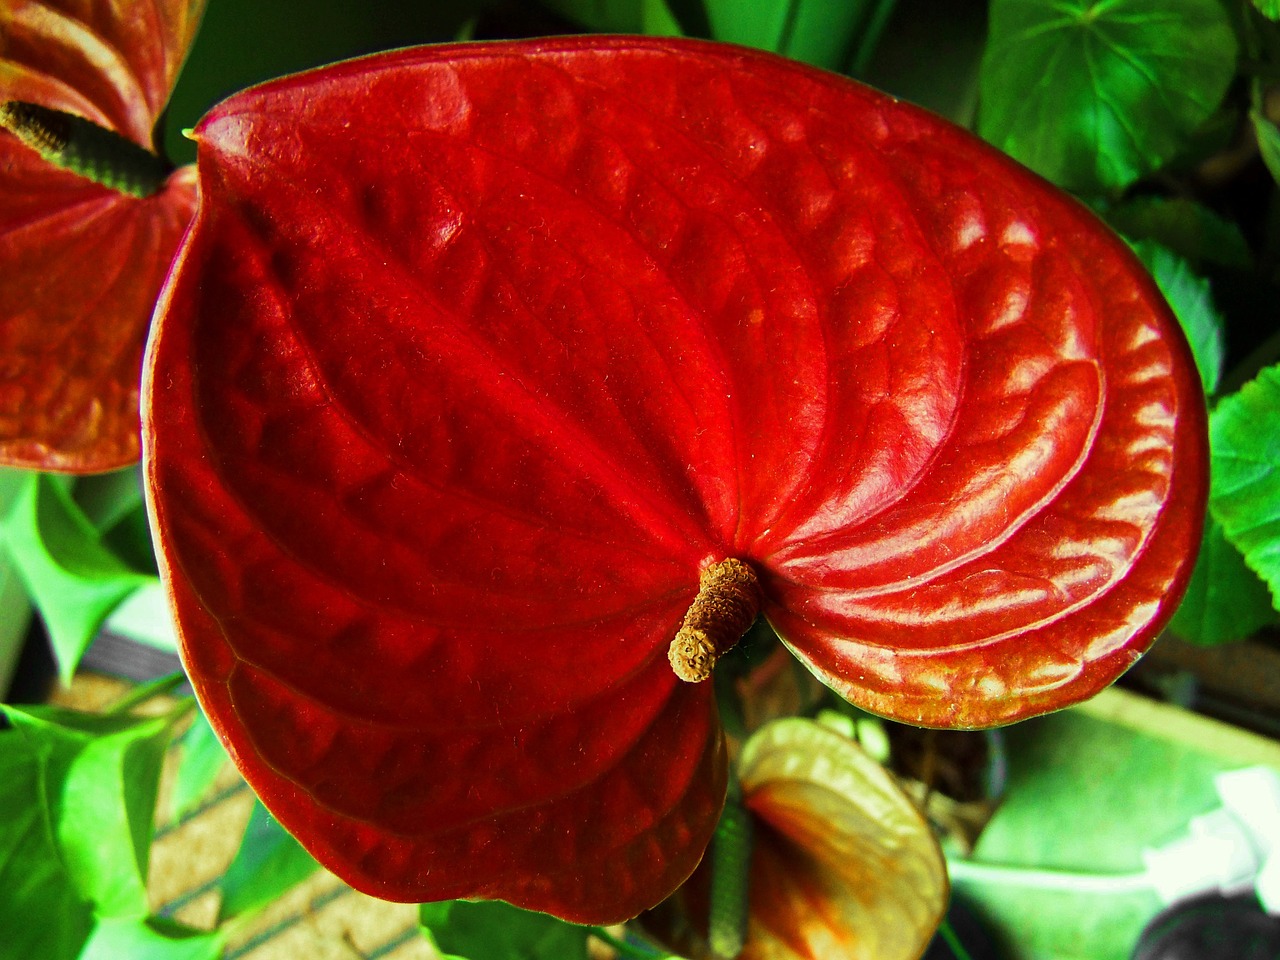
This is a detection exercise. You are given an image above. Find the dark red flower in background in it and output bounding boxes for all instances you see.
[143,38,1207,923]
[1,0,204,471]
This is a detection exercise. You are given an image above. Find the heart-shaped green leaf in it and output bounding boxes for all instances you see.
[1210,364,1280,607]
[979,0,1238,194]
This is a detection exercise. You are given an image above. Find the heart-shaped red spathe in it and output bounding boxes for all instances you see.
[144,37,1207,922]
[0,0,203,472]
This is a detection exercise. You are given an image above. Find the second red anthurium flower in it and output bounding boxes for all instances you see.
[1,0,204,471]
[143,38,1207,923]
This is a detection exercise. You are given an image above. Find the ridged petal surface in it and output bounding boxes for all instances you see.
[0,0,204,471]
[144,38,1207,921]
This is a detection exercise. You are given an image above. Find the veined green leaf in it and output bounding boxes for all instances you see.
[1129,241,1225,395]
[419,900,590,960]
[0,703,182,941]
[979,0,1237,194]
[217,800,320,923]
[1210,365,1280,609]
[1168,514,1279,644]
[0,473,154,681]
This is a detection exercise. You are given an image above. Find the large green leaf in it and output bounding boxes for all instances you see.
[1130,240,1225,395]
[0,727,95,960]
[419,900,590,960]
[953,709,1231,960]
[0,473,155,681]
[1255,0,1280,21]
[979,0,1238,194]
[1210,365,1280,607]
[0,703,183,960]
[77,918,225,960]
[1168,514,1278,644]
[217,800,320,922]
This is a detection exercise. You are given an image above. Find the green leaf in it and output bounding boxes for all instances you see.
[0,701,181,954]
[1129,241,1225,395]
[541,0,889,67]
[1168,514,1279,644]
[77,917,226,960]
[102,580,179,654]
[954,709,1231,960]
[217,800,320,922]
[0,473,154,681]
[1253,108,1280,187]
[1106,197,1253,271]
[1210,365,1280,608]
[704,0,879,69]
[540,0,675,33]
[0,727,95,960]
[170,710,229,820]
[1254,0,1280,20]
[979,0,1238,194]
[71,467,145,533]
[419,900,590,960]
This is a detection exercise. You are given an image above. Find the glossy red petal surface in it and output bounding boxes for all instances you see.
[0,0,205,471]
[144,38,1206,920]
[0,0,206,147]
[0,152,195,470]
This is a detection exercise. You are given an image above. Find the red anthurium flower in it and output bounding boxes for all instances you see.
[639,718,949,960]
[1,0,204,472]
[143,38,1207,923]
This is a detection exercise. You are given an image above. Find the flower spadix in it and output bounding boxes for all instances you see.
[144,38,1207,923]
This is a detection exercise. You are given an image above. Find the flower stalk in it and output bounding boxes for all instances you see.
[1,100,171,198]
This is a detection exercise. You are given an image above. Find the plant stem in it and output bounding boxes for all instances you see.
[105,670,189,715]
[937,919,976,960]
[589,927,677,959]
[708,771,752,960]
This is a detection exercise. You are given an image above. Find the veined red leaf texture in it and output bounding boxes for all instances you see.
[1,0,204,471]
[144,38,1207,922]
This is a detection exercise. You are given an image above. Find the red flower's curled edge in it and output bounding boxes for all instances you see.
[0,0,204,472]
[143,38,1208,923]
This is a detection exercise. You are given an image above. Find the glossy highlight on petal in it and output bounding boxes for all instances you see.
[144,38,1207,921]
